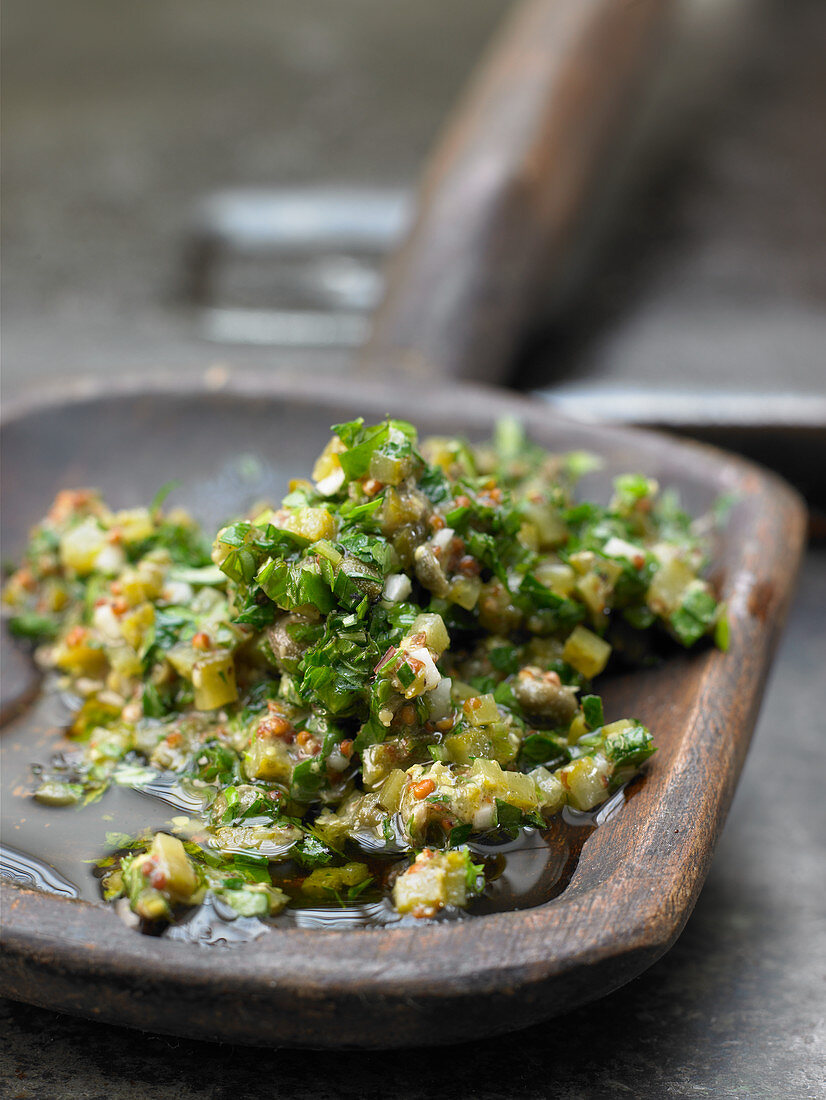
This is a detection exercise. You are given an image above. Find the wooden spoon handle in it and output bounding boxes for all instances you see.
[360,0,671,385]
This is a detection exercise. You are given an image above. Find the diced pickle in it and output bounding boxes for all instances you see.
[88,724,131,763]
[533,560,576,596]
[362,740,423,788]
[559,753,613,810]
[469,758,538,811]
[531,767,566,815]
[393,849,477,916]
[312,436,346,483]
[149,832,200,902]
[462,693,499,727]
[122,833,203,922]
[192,651,237,710]
[111,508,155,544]
[378,768,407,812]
[520,502,568,550]
[221,885,288,917]
[562,625,612,679]
[120,603,155,651]
[167,642,200,679]
[646,557,696,616]
[245,737,293,783]
[444,725,519,766]
[34,780,83,807]
[282,507,336,543]
[121,561,165,604]
[410,612,450,654]
[369,450,411,485]
[448,576,482,610]
[301,862,370,898]
[59,517,108,576]
[53,634,108,677]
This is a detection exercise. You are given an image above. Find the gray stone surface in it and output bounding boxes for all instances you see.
[1,0,506,390]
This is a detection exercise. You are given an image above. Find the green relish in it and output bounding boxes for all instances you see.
[3,418,722,925]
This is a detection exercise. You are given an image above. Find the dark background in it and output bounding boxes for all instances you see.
[2,1,824,1096]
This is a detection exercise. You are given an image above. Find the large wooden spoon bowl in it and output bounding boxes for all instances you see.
[0,372,805,1047]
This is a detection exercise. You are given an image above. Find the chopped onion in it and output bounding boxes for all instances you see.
[431,526,455,551]
[603,536,644,564]
[406,646,441,691]
[163,580,194,605]
[382,573,412,603]
[92,603,122,643]
[315,466,345,497]
[94,544,126,576]
[327,748,350,773]
[472,803,496,831]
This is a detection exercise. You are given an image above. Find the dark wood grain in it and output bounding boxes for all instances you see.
[0,372,805,1047]
[360,0,670,384]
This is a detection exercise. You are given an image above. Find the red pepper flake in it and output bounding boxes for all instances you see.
[65,625,89,647]
[48,489,96,524]
[142,858,167,891]
[458,555,481,577]
[16,568,37,593]
[411,779,436,800]
[374,646,397,674]
[405,656,424,676]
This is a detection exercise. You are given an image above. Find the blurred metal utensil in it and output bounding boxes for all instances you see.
[185,186,410,346]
